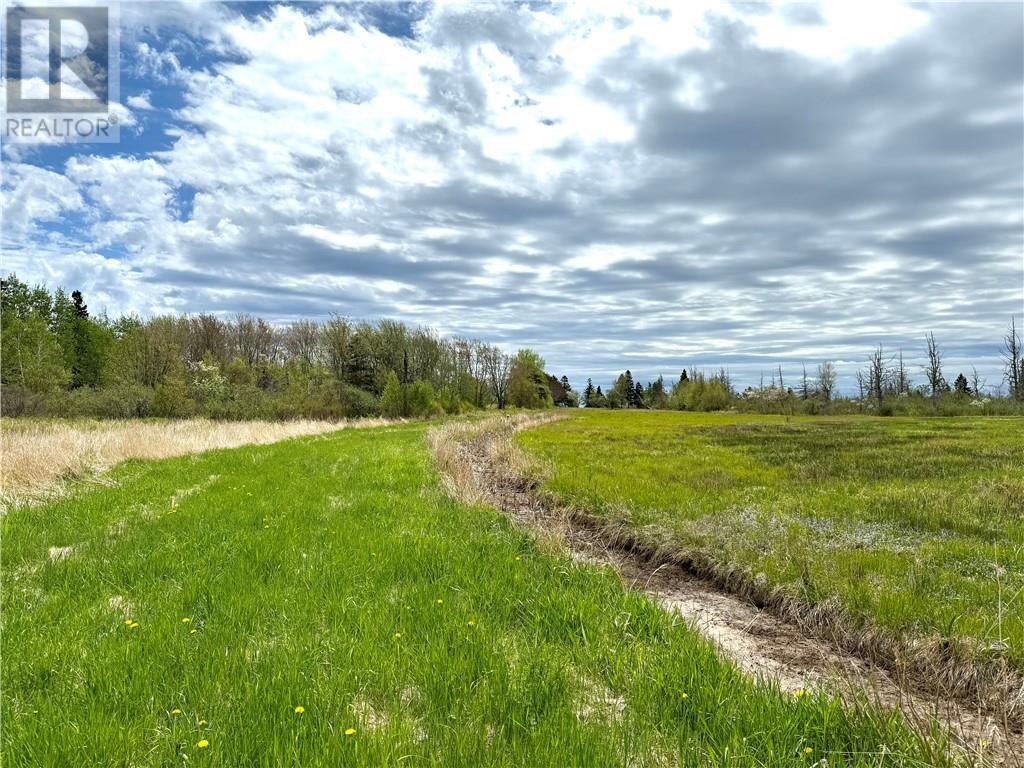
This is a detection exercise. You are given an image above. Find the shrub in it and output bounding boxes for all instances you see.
[152,374,196,417]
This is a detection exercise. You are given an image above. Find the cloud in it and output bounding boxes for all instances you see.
[3,0,1021,392]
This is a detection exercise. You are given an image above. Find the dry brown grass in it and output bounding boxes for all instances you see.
[1,417,388,507]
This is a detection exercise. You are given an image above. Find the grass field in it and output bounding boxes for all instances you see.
[0,420,948,766]
[517,411,1024,677]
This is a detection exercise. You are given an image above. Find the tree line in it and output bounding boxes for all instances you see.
[578,319,1024,416]
[2,275,1020,419]
[0,275,574,419]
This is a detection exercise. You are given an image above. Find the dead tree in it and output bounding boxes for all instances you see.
[867,345,889,404]
[922,332,945,401]
[1004,317,1023,400]
[816,361,836,401]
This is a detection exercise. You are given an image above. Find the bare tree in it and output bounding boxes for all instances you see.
[970,366,986,398]
[893,348,910,396]
[231,313,276,367]
[1004,316,1023,400]
[283,319,323,365]
[187,314,228,365]
[922,332,945,401]
[481,344,512,409]
[816,361,836,401]
[323,315,352,382]
[866,345,889,404]
[799,363,811,400]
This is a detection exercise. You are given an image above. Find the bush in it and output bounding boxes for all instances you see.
[406,380,436,417]
[0,385,48,416]
[44,385,154,418]
[152,374,196,417]
[339,385,379,418]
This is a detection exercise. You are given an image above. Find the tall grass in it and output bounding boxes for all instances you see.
[0,417,380,505]
[1,421,948,766]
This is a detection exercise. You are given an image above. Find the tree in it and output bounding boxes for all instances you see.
[509,349,551,408]
[866,345,889,404]
[611,369,635,407]
[378,370,403,417]
[923,332,946,401]
[816,361,836,401]
[970,367,986,397]
[1003,317,1023,400]
[893,348,910,395]
[953,373,970,395]
[482,345,512,409]
[583,378,595,407]
[634,380,645,408]
[647,375,668,409]
[1,313,69,394]
[799,363,811,400]
[547,374,573,406]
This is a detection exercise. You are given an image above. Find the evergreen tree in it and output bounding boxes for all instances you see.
[583,377,595,406]
[954,372,970,395]
[615,369,635,407]
[634,381,645,408]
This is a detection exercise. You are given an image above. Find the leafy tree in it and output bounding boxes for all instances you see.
[1,313,70,394]
[611,370,635,407]
[152,365,195,417]
[379,370,404,417]
[509,349,551,408]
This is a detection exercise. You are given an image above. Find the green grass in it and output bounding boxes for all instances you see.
[517,410,1024,669]
[0,421,947,766]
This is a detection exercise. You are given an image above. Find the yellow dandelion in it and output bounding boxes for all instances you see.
[793,689,807,698]
[124,619,133,625]
[171,708,182,716]
[515,556,521,561]
[181,617,191,624]
[345,728,356,736]
[680,693,688,700]
[436,599,443,605]
[190,628,198,634]
[129,622,140,629]
[197,739,209,749]
[294,706,305,714]
[804,747,813,754]
[393,632,402,640]
[199,720,208,726]
[467,620,476,627]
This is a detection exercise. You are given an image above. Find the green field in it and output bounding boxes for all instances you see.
[517,411,1024,672]
[1,421,947,766]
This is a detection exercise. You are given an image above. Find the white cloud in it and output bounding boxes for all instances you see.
[3,1,1021,390]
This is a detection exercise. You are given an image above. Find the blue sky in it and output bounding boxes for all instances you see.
[2,1,1022,393]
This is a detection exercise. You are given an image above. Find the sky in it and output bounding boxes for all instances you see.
[2,0,1023,393]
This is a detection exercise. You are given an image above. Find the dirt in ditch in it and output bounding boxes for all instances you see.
[443,423,1022,768]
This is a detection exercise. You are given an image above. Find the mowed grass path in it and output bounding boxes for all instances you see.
[0,421,946,766]
[518,411,1024,668]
